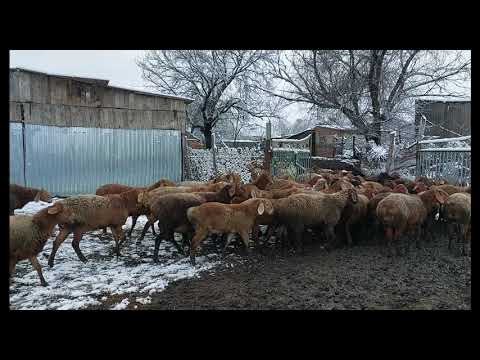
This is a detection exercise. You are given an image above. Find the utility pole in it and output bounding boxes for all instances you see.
[264,120,272,174]
[386,131,396,174]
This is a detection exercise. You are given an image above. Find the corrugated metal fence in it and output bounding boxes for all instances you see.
[9,122,25,186]
[10,123,182,196]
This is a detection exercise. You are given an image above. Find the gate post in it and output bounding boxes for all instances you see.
[264,120,272,174]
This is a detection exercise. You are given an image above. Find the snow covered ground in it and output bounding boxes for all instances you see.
[10,199,225,310]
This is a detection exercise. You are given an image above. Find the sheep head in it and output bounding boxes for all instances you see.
[34,189,52,203]
[347,189,358,204]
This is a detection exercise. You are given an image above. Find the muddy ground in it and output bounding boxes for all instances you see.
[136,229,471,310]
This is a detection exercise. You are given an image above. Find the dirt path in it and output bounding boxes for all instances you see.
[140,236,471,310]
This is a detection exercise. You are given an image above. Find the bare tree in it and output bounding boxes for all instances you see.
[137,50,278,148]
[263,50,470,144]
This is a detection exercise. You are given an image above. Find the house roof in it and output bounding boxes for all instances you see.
[284,124,359,139]
[10,67,195,103]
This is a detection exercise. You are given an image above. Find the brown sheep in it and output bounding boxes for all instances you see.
[431,184,470,195]
[376,188,450,255]
[10,184,52,215]
[136,183,237,246]
[187,198,274,265]
[442,193,471,255]
[10,203,75,286]
[47,195,130,267]
[270,189,359,252]
[339,193,369,246]
[104,188,151,238]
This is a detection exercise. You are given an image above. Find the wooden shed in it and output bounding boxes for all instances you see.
[9,67,193,130]
[415,99,471,138]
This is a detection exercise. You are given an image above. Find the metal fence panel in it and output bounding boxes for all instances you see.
[417,149,471,185]
[24,124,182,196]
[9,122,25,186]
[271,149,312,180]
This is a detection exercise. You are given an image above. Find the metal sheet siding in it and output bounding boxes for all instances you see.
[23,124,182,196]
[9,122,25,185]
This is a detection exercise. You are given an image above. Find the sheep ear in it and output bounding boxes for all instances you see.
[435,190,449,204]
[349,189,358,203]
[34,192,42,202]
[251,189,257,199]
[257,201,265,215]
[47,205,59,214]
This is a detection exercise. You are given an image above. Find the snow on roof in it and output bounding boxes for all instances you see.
[10,67,194,103]
[419,135,471,144]
[417,96,471,103]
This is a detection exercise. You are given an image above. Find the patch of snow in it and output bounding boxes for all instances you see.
[188,146,263,183]
[10,202,224,310]
[136,296,152,305]
[111,298,130,310]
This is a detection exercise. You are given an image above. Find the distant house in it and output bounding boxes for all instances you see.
[185,131,204,149]
[415,99,471,138]
[274,124,361,158]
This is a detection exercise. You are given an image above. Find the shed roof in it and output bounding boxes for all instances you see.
[10,67,194,103]
[284,124,359,139]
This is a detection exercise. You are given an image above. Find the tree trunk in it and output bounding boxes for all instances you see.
[203,123,213,149]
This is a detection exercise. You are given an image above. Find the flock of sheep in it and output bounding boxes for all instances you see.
[9,163,471,288]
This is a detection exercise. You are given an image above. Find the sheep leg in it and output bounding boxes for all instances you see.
[324,225,336,251]
[415,227,422,249]
[239,230,251,255]
[136,221,151,244]
[71,230,88,263]
[9,259,16,285]
[151,222,157,236]
[102,227,107,235]
[222,233,236,257]
[128,215,138,238]
[29,256,48,287]
[189,227,208,266]
[252,224,260,245]
[153,233,164,263]
[48,228,71,268]
[293,225,304,254]
[167,232,185,255]
[110,226,125,259]
[345,221,353,247]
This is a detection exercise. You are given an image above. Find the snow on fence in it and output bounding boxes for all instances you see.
[188,146,264,183]
[417,148,471,186]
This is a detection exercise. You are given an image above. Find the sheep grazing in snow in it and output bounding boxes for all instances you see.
[10,203,75,286]
[442,193,471,255]
[47,195,130,267]
[187,198,274,265]
[10,184,52,215]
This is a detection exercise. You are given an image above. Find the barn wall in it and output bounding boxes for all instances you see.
[9,70,187,131]
[415,100,471,138]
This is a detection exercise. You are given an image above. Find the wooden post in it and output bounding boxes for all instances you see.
[211,132,218,176]
[264,120,272,174]
[386,131,396,174]
[415,115,427,177]
[181,134,190,181]
[352,135,356,158]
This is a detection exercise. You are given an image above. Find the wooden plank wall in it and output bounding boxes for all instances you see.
[9,70,187,131]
